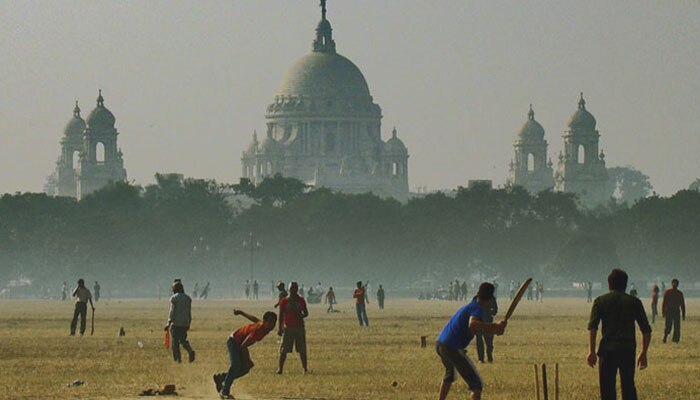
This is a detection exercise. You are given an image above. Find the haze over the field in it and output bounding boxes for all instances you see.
[1,0,699,195]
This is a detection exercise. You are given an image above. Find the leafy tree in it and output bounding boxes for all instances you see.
[606,166,653,204]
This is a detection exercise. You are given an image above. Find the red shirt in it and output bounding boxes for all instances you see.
[353,288,365,305]
[278,295,307,328]
[231,322,269,347]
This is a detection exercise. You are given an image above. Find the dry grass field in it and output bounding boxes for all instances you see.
[0,296,698,399]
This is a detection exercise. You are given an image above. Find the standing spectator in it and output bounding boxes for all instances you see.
[629,283,638,298]
[299,284,305,298]
[353,281,369,326]
[276,281,309,374]
[253,280,259,300]
[475,293,498,363]
[377,285,385,310]
[461,281,468,301]
[526,282,533,301]
[662,279,686,344]
[274,281,287,308]
[325,287,336,313]
[587,281,593,303]
[537,282,544,302]
[165,281,195,363]
[70,279,95,336]
[650,284,660,324]
[200,282,210,299]
[192,282,199,299]
[587,268,651,400]
[93,281,101,302]
[509,280,516,300]
[244,280,251,300]
[61,282,68,301]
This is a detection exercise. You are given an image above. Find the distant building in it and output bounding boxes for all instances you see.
[241,2,409,201]
[507,105,555,194]
[554,94,608,206]
[507,94,608,207]
[47,91,127,199]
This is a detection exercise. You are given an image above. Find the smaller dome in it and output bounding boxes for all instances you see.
[258,135,281,154]
[246,132,259,154]
[384,127,407,154]
[518,105,545,140]
[86,90,116,129]
[64,101,86,137]
[567,93,596,130]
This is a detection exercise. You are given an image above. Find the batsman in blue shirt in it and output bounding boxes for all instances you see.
[436,282,507,400]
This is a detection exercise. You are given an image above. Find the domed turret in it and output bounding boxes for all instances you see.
[258,133,281,154]
[86,90,116,129]
[567,93,596,130]
[518,104,545,140]
[384,127,407,154]
[64,101,86,137]
[245,131,259,154]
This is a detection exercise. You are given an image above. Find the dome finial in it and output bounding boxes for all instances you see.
[578,92,585,110]
[392,126,397,138]
[73,100,81,118]
[253,130,258,142]
[313,0,336,53]
[528,104,534,120]
[97,89,104,107]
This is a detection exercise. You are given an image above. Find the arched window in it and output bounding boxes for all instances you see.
[578,144,585,164]
[392,162,399,176]
[527,153,535,172]
[72,150,80,170]
[96,142,105,163]
[267,162,272,175]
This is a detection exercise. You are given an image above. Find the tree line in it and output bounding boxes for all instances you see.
[1,173,698,296]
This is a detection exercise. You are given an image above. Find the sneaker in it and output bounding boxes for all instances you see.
[219,391,234,399]
[189,350,196,363]
[213,373,225,393]
[275,369,283,375]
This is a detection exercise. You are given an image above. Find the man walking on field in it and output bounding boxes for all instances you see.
[587,269,651,400]
[662,278,686,343]
[277,281,309,374]
[165,281,195,363]
[70,279,95,336]
[214,309,277,399]
[436,282,507,400]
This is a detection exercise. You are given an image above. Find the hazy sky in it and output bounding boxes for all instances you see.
[1,1,699,195]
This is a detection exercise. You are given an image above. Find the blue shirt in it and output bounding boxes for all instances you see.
[437,298,484,349]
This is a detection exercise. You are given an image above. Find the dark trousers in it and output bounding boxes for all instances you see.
[475,331,494,362]
[222,337,250,394]
[378,297,385,309]
[664,311,681,342]
[651,301,658,323]
[599,349,637,400]
[70,302,87,335]
[355,303,369,326]
[170,326,194,362]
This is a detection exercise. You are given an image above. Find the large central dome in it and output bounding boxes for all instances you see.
[277,52,371,100]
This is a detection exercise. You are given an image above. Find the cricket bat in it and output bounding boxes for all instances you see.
[504,278,532,322]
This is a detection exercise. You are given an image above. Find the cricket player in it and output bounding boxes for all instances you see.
[436,282,507,400]
[587,268,651,400]
[214,309,277,399]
